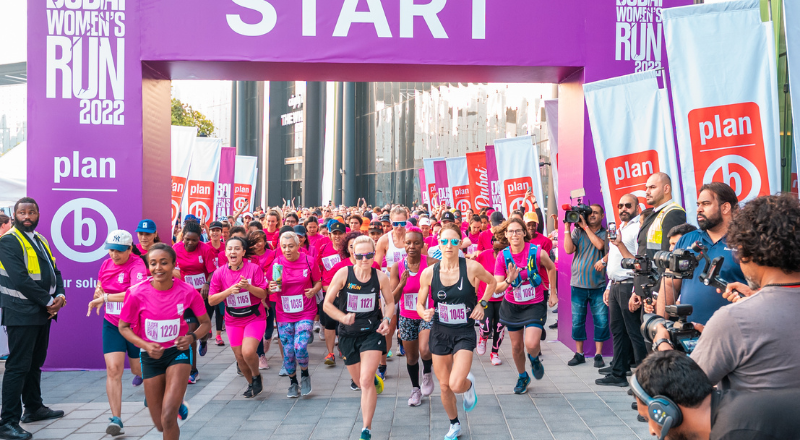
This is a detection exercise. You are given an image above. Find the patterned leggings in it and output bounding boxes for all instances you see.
[480,301,505,354]
[277,320,313,375]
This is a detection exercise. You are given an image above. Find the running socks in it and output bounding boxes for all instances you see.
[450,417,460,425]
[407,363,420,388]
[378,364,387,376]
[290,375,299,385]
[301,369,310,377]
[422,358,432,374]
[519,372,529,379]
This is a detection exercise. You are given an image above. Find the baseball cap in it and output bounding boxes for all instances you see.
[293,225,307,236]
[369,221,382,231]
[209,221,224,230]
[441,211,456,223]
[330,222,346,234]
[104,230,133,251]
[523,212,539,224]
[419,217,431,226]
[184,214,200,223]
[380,214,390,223]
[243,212,253,218]
[136,219,157,234]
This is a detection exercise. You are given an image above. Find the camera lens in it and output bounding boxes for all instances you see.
[640,313,666,343]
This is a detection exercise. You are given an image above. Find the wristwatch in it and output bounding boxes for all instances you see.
[480,300,488,309]
[652,337,673,351]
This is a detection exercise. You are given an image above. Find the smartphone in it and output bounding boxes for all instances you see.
[608,222,617,241]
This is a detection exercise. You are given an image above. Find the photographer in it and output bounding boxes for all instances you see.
[633,351,799,440]
[564,204,608,367]
[655,193,800,392]
[656,183,745,325]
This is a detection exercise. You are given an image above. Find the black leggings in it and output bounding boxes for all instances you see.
[204,298,224,332]
[480,301,505,354]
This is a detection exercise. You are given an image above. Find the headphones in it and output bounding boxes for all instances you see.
[630,372,683,440]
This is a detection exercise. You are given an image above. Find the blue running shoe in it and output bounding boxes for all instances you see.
[360,428,372,439]
[106,416,124,436]
[462,372,478,412]
[199,340,207,357]
[178,401,189,420]
[514,374,531,394]
[529,354,544,380]
[444,422,461,439]
[131,375,143,387]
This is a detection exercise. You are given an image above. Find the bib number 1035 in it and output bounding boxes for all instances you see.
[79,99,124,125]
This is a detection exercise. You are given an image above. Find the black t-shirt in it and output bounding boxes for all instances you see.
[710,390,800,440]
[337,267,383,336]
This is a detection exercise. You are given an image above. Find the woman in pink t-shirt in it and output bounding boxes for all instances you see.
[475,246,504,366]
[119,243,210,440]
[86,230,148,436]
[492,218,558,394]
[245,229,278,370]
[209,237,268,398]
[268,231,322,398]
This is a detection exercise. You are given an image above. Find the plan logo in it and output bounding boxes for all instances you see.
[171,176,186,223]
[503,177,533,214]
[604,150,659,223]
[233,183,252,211]
[187,180,215,224]
[51,198,119,263]
[452,185,471,215]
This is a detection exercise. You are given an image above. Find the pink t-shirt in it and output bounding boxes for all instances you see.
[318,241,342,287]
[268,253,321,322]
[205,241,226,268]
[466,232,481,255]
[98,256,149,326]
[477,229,494,252]
[529,233,553,286]
[263,229,279,250]
[398,256,432,320]
[209,260,267,325]
[424,235,439,249]
[307,233,327,251]
[119,279,207,349]
[173,242,216,290]
[476,250,503,302]
[249,250,276,300]
[494,245,545,305]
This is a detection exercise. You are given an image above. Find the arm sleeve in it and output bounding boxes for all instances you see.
[690,307,743,386]
[660,210,687,251]
[0,237,54,307]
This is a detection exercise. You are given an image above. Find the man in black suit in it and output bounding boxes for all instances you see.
[0,198,66,440]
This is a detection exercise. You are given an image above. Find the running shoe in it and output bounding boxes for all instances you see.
[387,350,393,359]
[287,382,301,398]
[462,372,477,412]
[374,374,384,395]
[313,321,321,333]
[301,375,312,396]
[177,401,189,420]
[420,372,434,396]
[529,355,544,380]
[236,364,243,376]
[476,337,487,356]
[131,375,143,387]
[199,340,207,357]
[324,353,336,366]
[319,329,326,341]
[350,379,360,391]
[567,353,585,366]
[360,428,372,440]
[279,366,289,376]
[106,416,124,436]
[188,371,199,384]
[243,383,254,398]
[251,375,264,396]
[514,374,531,394]
[258,355,270,370]
[490,353,502,366]
[444,422,461,440]
[408,387,422,407]
[215,335,225,346]
[398,345,405,357]
[376,369,385,381]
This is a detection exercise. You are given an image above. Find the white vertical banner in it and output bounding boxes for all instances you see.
[584,70,682,225]
[423,157,443,207]
[494,136,546,227]
[181,137,222,224]
[170,126,197,224]
[445,156,471,218]
[785,0,800,194]
[234,155,258,213]
[664,0,781,223]
[544,99,559,197]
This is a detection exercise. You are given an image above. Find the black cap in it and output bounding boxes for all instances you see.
[380,214,390,223]
[209,221,224,230]
[441,211,456,222]
[279,225,294,235]
[293,225,307,236]
[330,222,346,234]
[489,211,505,227]
[369,221,382,231]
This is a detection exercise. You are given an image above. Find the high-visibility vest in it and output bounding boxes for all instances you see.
[646,202,685,251]
[0,227,57,286]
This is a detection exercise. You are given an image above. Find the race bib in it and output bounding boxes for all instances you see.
[491,290,504,299]
[403,293,418,311]
[513,284,536,302]
[346,293,375,313]
[467,244,478,255]
[226,292,252,308]
[145,318,181,343]
[184,274,206,289]
[282,295,305,313]
[438,303,467,324]
[322,254,341,271]
[105,301,123,315]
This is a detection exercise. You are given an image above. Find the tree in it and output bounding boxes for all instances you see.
[171,98,216,137]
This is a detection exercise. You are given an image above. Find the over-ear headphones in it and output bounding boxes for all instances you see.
[630,372,683,440]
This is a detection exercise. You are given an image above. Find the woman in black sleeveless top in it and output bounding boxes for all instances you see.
[417,224,497,440]
[323,236,394,440]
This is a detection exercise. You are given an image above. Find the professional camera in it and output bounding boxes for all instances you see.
[641,304,702,353]
[652,247,700,279]
[621,255,660,301]
[562,188,593,224]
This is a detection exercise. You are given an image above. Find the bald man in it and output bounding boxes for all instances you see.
[636,172,686,259]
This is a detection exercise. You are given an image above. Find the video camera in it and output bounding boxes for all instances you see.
[562,189,593,224]
[641,304,702,353]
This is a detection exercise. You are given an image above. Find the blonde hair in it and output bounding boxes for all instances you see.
[352,235,375,253]
[280,231,299,245]
[390,206,408,219]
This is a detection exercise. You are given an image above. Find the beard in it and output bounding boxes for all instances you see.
[619,211,631,222]
[745,274,761,291]
[14,217,38,233]
[697,212,722,231]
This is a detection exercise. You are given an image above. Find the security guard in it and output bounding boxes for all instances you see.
[0,198,66,440]
[637,172,686,258]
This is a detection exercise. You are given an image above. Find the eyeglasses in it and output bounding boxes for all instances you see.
[354,252,375,261]
[506,229,524,235]
[617,203,633,209]
[392,221,407,227]
[439,238,462,247]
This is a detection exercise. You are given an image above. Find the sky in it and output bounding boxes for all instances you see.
[0,0,26,64]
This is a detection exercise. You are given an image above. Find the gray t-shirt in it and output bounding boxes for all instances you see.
[569,227,607,289]
[691,286,800,392]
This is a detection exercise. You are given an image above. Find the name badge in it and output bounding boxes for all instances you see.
[145,318,181,343]
[226,292,252,308]
[281,294,304,313]
[403,293,418,311]
[105,301,123,315]
[184,274,206,289]
[347,293,375,313]
[513,284,536,302]
[322,254,341,271]
[438,303,467,324]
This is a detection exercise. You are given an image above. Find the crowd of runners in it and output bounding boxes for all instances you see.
[89,191,558,440]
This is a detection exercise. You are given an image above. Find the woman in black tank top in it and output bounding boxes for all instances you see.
[337,266,382,335]
[416,224,497,440]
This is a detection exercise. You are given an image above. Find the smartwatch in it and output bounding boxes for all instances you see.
[480,300,488,309]
[652,338,673,351]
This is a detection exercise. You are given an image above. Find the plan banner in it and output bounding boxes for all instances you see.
[466,151,492,212]
[433,159,451,208]
[484,145,503,212]
[423,157,442,207]
[494,136,546,230]
[234,155,258,214]
[181,138,222,224]
[418,168,428,205]
[216,147,236,219]
[170,126,196,224]
[446,156,471,219]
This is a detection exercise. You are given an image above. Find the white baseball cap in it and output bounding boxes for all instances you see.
[419,218,431,226]
[105,230,133,251]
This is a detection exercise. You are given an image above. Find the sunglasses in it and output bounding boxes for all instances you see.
[354,252,375,261]
[617,203,633,209]
[392,221,407,227]
[439,238,462,247]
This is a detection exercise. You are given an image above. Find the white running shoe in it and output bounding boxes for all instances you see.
[420,372,434,396]
[444,422,461,439]
[476,337,487,356]
[462,372,477,412]
[408,387,422,407]
[319,329,326,341]
[490,353,502,366]
[258,355,269,370]
[313,321,321,333]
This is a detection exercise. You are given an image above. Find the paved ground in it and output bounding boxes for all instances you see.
[0,318,651,440]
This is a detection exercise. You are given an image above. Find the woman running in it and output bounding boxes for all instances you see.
[86,230,148,436]
[269,231,322,397]
[118,244,211,440]
[172,221,216,383]
[202,221,226,349]
[208,237,268,397]
[135,219,161,270]
[417,224,497,440]
[493,218,558,394]
[324,236,393,440]
[475,244,505,366]
[317,221,347,365]
[390,227,436,407]
[375,207,408,368]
